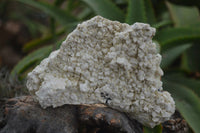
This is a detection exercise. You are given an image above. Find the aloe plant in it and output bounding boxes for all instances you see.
[11,0,200,132]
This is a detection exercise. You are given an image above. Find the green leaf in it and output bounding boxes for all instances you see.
[11,46,53,76]
[126,0,146,24]
[144,0,156,25]
[164,73,200,97]
[143,124,162,133]
[114,0,127,5]
[66,0,78,12]
[152,20,172,29]
[82,0,125,22]
[23,30,65,52]
[163,75,200,133]
[181,43,200,72]
[9,12,47,37]
[166,1,200,27]
[77,7,92,20]
[153,40,161,53]
[161,43,191,69]
[155,28,200,51]
[126,0,156,25]
[54,0,66,6]
[16,0,77,25]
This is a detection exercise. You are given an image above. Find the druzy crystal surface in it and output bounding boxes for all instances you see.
[27,16,175,127]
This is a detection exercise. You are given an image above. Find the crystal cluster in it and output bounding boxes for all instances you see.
[26,16,175,127]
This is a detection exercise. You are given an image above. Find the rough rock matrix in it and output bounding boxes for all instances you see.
[26,16,175,127]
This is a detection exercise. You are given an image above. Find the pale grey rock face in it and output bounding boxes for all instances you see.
[26,16,175,128]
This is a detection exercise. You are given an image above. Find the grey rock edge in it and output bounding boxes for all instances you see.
[26,16,175,127]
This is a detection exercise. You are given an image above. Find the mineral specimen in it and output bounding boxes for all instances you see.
[26,16,175,127]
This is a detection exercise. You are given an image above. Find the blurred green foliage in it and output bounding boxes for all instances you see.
[0,67,27,98]
[1,0,200,132]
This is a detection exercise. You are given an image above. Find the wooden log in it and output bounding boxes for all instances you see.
[0,96,143,133]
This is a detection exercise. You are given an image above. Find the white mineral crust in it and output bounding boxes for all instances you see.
[26,16,175,127]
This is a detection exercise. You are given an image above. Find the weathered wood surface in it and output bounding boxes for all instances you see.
[0,96,189,133]
[0,96,143,133]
